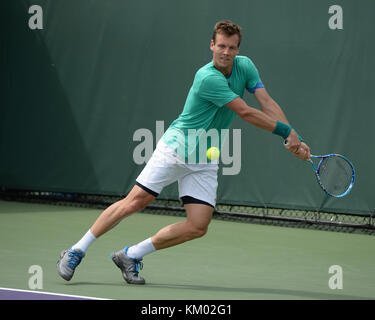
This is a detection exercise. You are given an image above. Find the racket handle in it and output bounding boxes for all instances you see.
[284,139,312,161]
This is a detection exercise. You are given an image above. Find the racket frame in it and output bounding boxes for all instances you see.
[309,154,355,198]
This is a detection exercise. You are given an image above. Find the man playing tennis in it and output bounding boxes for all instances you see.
[57,20,310,284]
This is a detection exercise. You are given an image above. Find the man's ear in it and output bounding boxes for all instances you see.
[210,39,215,51]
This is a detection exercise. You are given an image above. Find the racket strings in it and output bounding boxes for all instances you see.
[318,156,353,196]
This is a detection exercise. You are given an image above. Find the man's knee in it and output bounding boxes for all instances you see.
[118,197,147,216]
[188,225,208,239]
[118,186,155,217]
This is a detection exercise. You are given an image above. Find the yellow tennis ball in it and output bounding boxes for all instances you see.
[207,147,220,161]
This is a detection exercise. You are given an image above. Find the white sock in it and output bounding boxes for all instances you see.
[71,230,96,253]
[127,238,156,259]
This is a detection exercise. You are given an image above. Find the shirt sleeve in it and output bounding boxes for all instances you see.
[198,74,239,107]
[244,57,265,93]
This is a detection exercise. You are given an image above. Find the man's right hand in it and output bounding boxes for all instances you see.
[284,131,311,161]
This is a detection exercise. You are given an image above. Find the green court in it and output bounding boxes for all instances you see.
[3,0,375,305]
[1,200,374,300]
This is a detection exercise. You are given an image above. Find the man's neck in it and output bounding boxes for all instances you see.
[213,61,233,77]
[212,60,233,77]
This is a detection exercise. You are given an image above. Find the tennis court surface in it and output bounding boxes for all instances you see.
[0,200,374,300]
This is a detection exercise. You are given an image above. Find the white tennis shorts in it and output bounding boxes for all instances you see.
[136,139,219,207]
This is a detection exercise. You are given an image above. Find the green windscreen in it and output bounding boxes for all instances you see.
[1,0,374,216]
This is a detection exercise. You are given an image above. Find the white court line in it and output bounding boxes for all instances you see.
[0,287,111,300]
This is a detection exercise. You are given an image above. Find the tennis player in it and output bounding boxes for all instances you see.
[57,20,310,284]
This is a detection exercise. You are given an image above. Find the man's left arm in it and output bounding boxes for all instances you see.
[254,87,289,124]
[253,87,311,158]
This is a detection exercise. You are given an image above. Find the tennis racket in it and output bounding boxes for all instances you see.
[284,141,355,197]
[307,154,355,197]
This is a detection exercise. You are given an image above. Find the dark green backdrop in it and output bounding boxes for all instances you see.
[2,0,374,215]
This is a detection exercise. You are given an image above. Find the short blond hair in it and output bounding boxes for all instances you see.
[212,20,242,47]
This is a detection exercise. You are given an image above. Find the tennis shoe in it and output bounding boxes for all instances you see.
[56,248,85,281]
[110,247,145,285]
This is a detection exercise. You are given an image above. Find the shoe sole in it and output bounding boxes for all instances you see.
[56,251,73,281]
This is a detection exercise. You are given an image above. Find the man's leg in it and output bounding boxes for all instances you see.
[151,203,214,250]
[90,185,156,238]
[57,185,155,281]
[111,202,213,284]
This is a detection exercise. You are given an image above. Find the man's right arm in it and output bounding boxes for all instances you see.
[226,97,309,160]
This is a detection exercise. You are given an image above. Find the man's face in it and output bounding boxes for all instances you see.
[210,32,240,73]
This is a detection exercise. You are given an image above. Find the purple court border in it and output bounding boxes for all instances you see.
[0,288,105,300]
